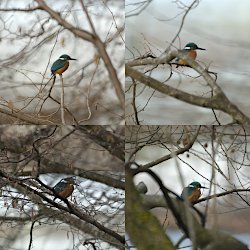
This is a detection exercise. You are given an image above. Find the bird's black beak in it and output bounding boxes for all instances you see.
[201,186,208,189]
[197,47,206,50]
[69,57,77,60]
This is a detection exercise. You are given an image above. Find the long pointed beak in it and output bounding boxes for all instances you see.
[69,57,77,60]
[201,186,208,189]
[197,47,206,50]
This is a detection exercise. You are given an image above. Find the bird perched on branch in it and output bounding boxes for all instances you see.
[181,181,208,203]
[53,177,77,199]
[175,42,205,66]
[51,54,77,76]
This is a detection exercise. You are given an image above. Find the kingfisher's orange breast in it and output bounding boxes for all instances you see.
[187,50,197,60]
[58,184,74,199]
[177,59,188,65]
[177,50,197,65]
[188,188,201,203]
[54,61,69,75]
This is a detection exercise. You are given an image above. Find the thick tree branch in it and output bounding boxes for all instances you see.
[126,51,250,125]
[78,125,124,161]
[126,168,175,250]
[0,171,125,244]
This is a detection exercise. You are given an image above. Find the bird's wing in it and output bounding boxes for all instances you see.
[54,181,67,192]
[181,187,190,199]
[51,60,65,72]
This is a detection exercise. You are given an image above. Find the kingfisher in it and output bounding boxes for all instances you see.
[51,54,76,76]
[175,42,205,66]
[181,181,208,203]
[53,177,77,199]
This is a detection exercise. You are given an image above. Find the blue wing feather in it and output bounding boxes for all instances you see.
[51,59,66,73]
[181,187,193,199]
[54,180,67,192]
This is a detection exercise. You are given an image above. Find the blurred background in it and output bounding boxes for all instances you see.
[125,125,250,249]
[0,125,125,250]
[125,0,250,124]
[0,0,124,124]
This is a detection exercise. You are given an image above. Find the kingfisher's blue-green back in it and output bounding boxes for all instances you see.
[181,181,205,203]
[175,42,205,66]
[51,59,67,74]
[53,178,70,192]
[51,54,76,75]
[53,177,76,199]
[181,186,195,199]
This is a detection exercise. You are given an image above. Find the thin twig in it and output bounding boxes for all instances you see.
[60,74,65,124]
[38,75,56,114]
[132,78,140,125]
[28,220,36,250]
